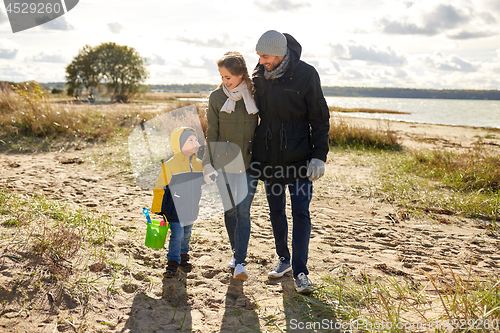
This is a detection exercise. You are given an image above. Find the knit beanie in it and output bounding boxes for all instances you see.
[179,128,197,151]
[256,30,287,56]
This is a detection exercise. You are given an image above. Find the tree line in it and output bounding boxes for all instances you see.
[148,85,500,100]
[42,82,500,101]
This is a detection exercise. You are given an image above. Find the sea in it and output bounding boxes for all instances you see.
[180,96,500,129]
[325,96,500,129]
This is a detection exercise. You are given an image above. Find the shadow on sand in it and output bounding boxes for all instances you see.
[268,275,340,333]
[219,277,260,332]
[121,272,192,332]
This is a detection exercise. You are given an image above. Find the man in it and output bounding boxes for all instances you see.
[251,30,330,295]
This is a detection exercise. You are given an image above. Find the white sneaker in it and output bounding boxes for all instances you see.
[268,257,292,278]
[233,264,248,280]
[294,272,313,295]
[228,256,236,268]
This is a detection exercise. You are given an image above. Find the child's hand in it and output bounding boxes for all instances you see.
[203,164,218,184]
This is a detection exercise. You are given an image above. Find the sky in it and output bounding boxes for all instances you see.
[1,0,500,89]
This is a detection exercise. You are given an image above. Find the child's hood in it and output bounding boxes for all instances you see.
[170,127,196,154]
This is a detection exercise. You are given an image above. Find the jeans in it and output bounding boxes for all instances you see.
[217,171,257,265]
[167,222,193,264]
[265,180,313,278]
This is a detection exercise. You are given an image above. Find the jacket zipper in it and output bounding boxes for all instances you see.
[189,155,194,220]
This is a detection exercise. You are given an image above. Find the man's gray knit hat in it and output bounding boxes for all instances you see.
[256,30,287,56]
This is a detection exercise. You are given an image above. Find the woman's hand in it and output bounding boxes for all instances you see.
[203,164,218,184]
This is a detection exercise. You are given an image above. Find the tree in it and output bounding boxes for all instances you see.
[65,45,101,99]
[65,42,148,102]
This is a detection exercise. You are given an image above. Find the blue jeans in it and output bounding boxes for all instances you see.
[265,180,312,278]
[217,172,257,265]
[167,222,193,264]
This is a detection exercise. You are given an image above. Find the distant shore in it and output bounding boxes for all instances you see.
[35,82,500,100]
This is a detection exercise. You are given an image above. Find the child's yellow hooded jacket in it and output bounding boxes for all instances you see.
[151,127,204,223]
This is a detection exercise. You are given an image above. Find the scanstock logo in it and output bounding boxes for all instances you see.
[4,0,79,33]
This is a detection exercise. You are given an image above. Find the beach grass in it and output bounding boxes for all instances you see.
[329,116,402,151]
[0,184,115,282]
[402,148,500,194]
[375,147,500,224]
[329,105,410,115]
[0,83,208,152]
[133,92,208,103]
[0,83,147,145]
[285,262,500,332]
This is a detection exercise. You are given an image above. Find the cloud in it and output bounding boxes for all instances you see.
[40,16,74,31]
[0,7,8,25]
[147,54,166,66]
[403,1,414,9]
[175,33,238,48]
[331,60,340,72]
[331,66,410,86]
[107,22,124,34]
[447,30,498,39]
[0,65,30,81]
[477,11,497,24]
[481,0,500,14]
[378,0,500,40]
[340,68,366,80]
[0,38,21,59]
[376,67,408,79]
[417,52,478,72]
[31,51,68,63]
[379,3,471,36]
[253,0,310,12]
[330,41,406,66]
[178,56,218,73]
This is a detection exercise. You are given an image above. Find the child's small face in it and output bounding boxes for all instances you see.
[181,134,200,156]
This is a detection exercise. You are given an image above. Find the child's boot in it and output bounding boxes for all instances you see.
[180,254,193,272]
[163,260,179,278]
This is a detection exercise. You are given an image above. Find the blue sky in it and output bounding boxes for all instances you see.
[1,0,500,89]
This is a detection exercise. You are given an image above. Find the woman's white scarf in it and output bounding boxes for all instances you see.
[221,82,259,115]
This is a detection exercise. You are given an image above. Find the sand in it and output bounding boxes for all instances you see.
[0,117,499,332]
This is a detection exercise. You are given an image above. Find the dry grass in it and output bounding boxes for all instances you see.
[375,143,500,225]
[305,261,500,332]
[135,92,208,102]
[406,147,500,193]
[0,83,210,151]
[32,222,83,278]
[0,83,146,140]
[329,105,410,115]
[329,116,401,151]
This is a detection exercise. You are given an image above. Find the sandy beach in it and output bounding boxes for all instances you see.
[1,117,499,332]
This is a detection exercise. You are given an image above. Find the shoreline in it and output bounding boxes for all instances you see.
[332,113,500,131]
[335,116,500,152]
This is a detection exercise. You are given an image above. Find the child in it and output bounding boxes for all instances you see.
[151,127,204,278]
[202,51,259,280]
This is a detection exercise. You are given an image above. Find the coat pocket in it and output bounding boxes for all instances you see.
[252,129,269,163]
[282,130,311,164]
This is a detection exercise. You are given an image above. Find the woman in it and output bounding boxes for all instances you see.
[202,51,258,280]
